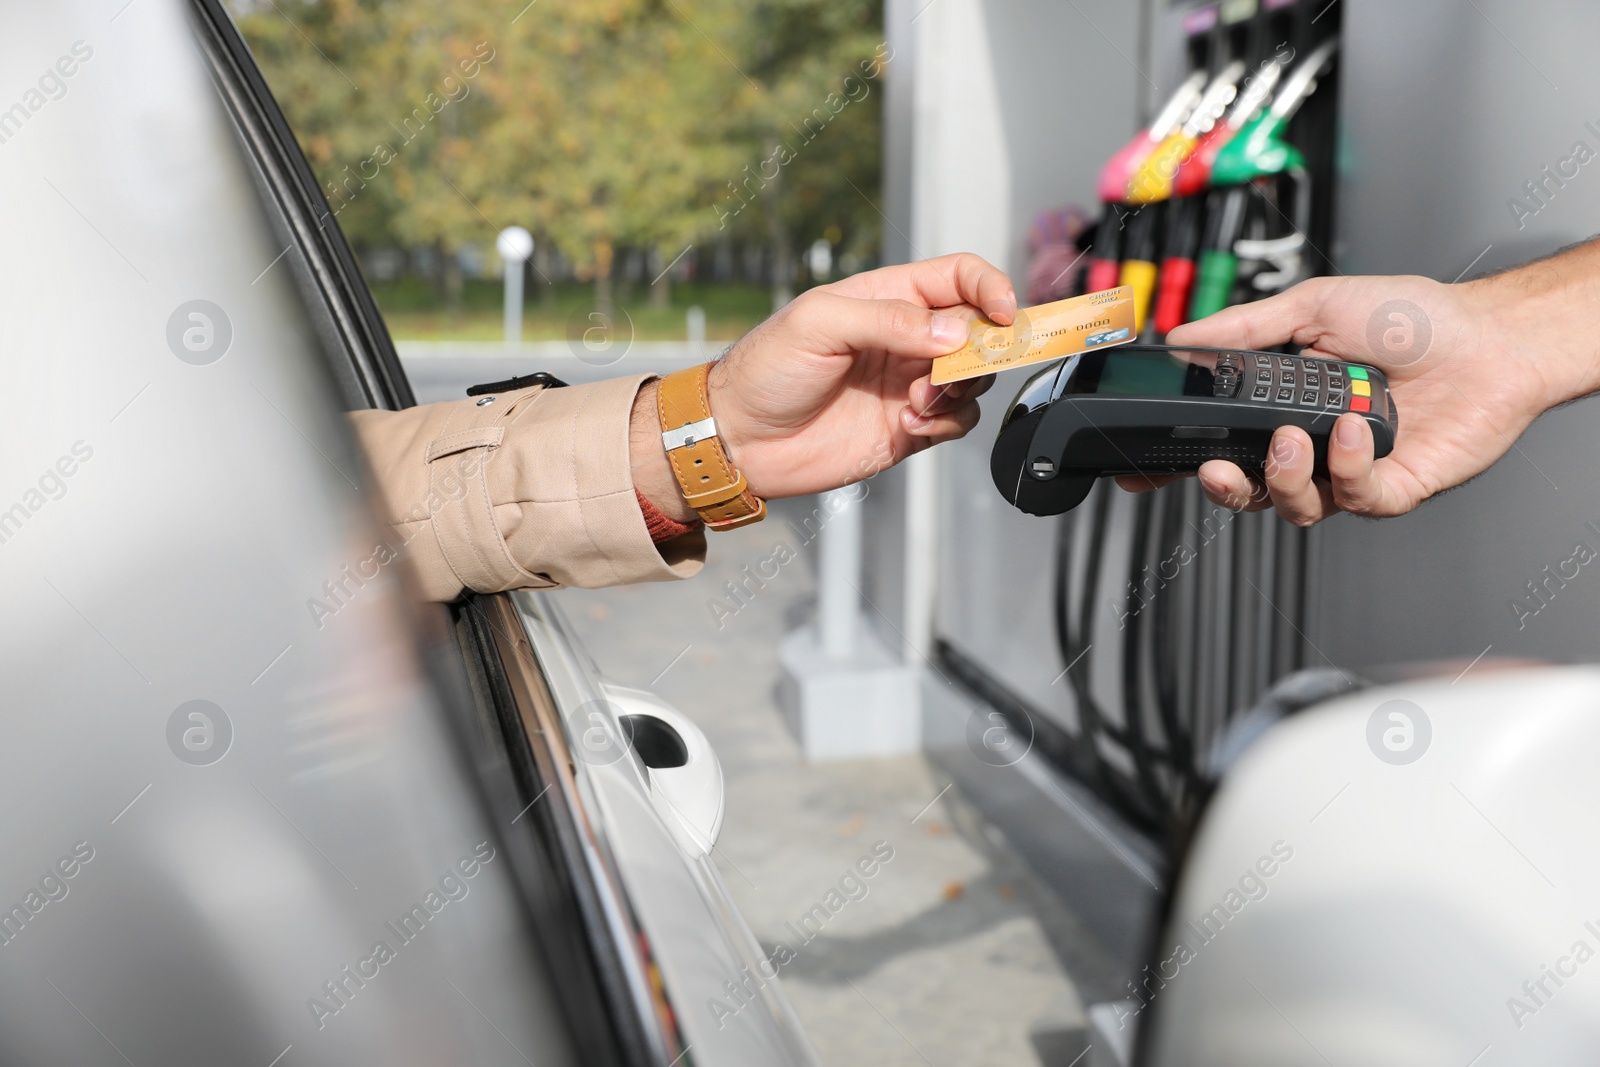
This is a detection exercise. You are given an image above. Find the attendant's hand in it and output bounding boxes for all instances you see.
[1119,273,1569,525]
[633,253,1016,520]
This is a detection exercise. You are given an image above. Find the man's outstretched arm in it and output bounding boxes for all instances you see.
[353,253,1016,601]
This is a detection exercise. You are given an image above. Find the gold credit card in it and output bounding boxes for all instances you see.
[930,286,1137,386]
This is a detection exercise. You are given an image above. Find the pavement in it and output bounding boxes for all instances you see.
[558,497,1092,1066]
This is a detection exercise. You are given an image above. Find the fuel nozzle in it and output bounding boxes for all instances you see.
[1210,39,1339,186]
[1172,53,1287,199]
[1270,37,1340,124]
[1128,61,1247,206]
[1086,71,1209,293]
[1198,39,1340,305]
[1101,69,1211,202]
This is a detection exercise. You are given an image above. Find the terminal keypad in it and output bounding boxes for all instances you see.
[1244,353,1351,410]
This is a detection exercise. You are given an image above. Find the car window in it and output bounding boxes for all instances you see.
[0,4,581,1064]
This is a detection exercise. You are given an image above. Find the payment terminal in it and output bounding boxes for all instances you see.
[991,345,1398,515]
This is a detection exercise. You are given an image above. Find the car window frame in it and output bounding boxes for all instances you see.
[190,0,413,414]
[188,4,678,1063]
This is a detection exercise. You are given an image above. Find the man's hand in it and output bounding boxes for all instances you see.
[1118,270,1580,525]
[633,253,1016,520]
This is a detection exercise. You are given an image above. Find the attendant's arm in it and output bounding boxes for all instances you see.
[1122,239,1600,524]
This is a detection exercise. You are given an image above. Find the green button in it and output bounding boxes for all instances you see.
[1347,366,1369,381]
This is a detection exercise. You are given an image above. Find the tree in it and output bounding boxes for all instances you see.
[719,0,887,305]
[233,0,886,316]
[233,0,507,309]
[468,0,754,316]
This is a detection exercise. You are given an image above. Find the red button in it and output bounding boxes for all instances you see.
[1350,396,1371,413]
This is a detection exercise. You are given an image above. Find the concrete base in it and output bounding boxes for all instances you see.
[1085,1001,1138,1067]
[777,623,920,760]
[1027,990,1090,1066]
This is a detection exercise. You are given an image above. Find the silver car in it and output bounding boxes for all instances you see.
[0,3,815,1064]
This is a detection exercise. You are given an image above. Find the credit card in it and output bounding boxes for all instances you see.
[930,286,1137,386]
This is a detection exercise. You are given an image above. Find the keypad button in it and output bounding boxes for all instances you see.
[1276,387,1294,402]
[1350,396,1372,413]
[1351,380,1372,397]
[1300,390,1319,405]
[1253,385,1270,400]
[1347,366,1370,381]
[1280,371,1295,385]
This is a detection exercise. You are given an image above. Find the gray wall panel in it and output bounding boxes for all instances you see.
[1313,0,1600,670]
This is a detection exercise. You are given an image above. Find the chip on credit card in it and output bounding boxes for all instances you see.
[929,286,1137,386]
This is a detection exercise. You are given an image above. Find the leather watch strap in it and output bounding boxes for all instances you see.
[656,363,766,531]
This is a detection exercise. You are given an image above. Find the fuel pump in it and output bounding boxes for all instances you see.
[944,1,1348,841]
[1190,39,1340,320]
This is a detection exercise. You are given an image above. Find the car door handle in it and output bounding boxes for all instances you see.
[600,683,725,857]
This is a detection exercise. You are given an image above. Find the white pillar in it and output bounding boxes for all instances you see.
[817,488,862,660]
[778,482,919,760]
[903,448,940,663]
[496,226,533,345]
[778,483,919,759]
[686,305,707,360]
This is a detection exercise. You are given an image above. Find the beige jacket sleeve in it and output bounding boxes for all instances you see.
[348,374,705,602]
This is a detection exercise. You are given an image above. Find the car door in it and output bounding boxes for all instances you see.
[0,2,814,1064]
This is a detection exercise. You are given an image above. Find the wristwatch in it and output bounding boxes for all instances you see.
[655,363,766,530]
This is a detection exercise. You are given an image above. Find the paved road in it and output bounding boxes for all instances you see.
[560,498,1091,1067]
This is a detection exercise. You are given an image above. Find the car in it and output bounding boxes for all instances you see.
[0,3,817,1064]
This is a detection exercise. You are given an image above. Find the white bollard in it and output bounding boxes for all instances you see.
[496,226,534,345]
[778,481,920,759]
[818,487,862,661]
[686,305,707,360]
[903,447,939,663]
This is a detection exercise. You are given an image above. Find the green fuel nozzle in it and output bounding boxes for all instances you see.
[1209,39,1338,186]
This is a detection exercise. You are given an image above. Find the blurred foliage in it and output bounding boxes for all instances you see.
[231,0,886,279]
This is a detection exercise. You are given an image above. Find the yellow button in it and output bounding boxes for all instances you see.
[1351,380,1372,397]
